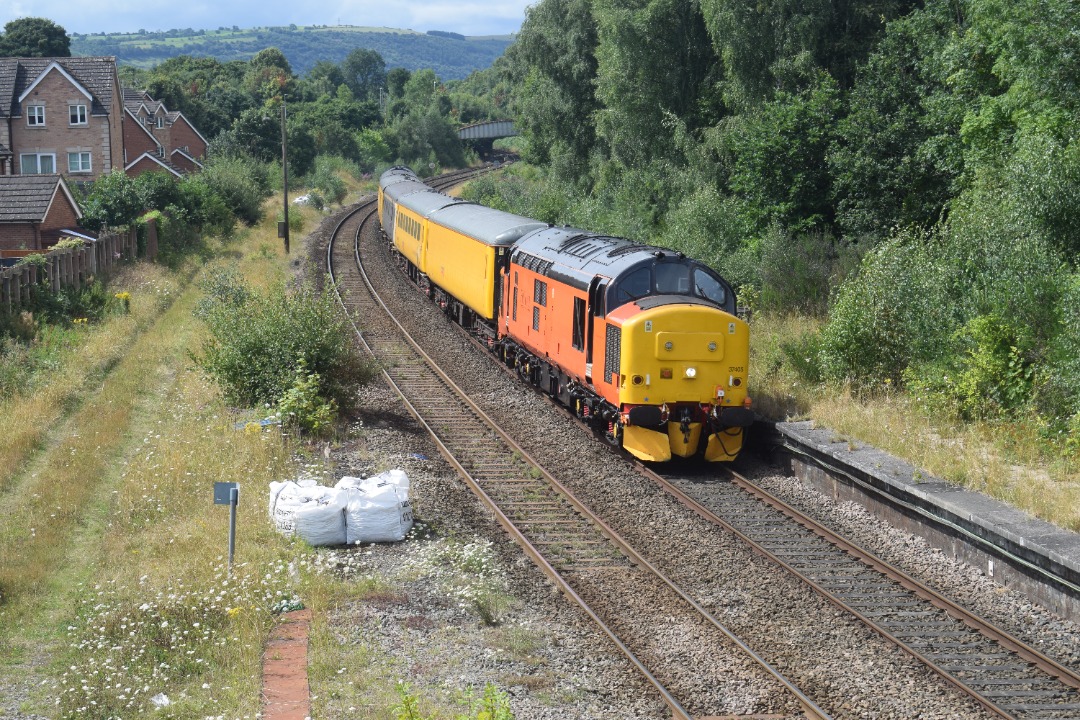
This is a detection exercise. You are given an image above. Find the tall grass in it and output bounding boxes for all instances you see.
[0,265,182,493]
[751,312,1080,530]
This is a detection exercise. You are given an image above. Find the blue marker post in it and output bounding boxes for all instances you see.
[214,482,240,572]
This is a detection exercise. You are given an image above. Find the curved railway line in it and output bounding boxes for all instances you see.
[326,169,1080,719]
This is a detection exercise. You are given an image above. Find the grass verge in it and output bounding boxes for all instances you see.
[750,312,1080,530]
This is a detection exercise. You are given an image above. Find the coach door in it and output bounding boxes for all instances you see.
[585,278,607,384]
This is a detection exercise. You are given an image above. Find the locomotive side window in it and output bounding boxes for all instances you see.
[572,297,585,351]
[693,267,727,306]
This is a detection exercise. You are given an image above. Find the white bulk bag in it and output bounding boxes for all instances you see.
[335,470,410,495]
[343,481,413,544]
[269,481,347,546]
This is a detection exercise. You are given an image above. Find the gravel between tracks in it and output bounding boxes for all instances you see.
[301,197,1077,718]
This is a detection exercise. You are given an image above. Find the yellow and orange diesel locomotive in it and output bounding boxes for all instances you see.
[379,167,752,462]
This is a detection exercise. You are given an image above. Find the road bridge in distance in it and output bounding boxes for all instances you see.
[458,120,518,159]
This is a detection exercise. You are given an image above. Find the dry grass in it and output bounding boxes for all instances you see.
[0,264,181,493]
[0,174,413,718]
[750,312,1080,531]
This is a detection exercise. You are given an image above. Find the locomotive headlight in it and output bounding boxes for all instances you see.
[708,341,717,352]
[664,341,673,351]
[685,367,697,379]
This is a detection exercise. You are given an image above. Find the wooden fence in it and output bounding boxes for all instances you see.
[0,229,138,315]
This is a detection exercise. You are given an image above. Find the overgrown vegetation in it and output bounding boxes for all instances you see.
[456,0,1080,480]
[193,268,377,434]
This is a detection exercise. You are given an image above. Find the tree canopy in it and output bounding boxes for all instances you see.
[0,17,71,57]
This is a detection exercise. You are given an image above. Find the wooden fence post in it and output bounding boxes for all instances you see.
[11,271,21,311]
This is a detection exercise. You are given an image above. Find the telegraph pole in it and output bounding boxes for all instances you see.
[280,96,290,254]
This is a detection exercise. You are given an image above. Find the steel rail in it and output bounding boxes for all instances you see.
[642,462,1080,720]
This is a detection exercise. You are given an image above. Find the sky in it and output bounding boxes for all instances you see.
[0,0,533,36]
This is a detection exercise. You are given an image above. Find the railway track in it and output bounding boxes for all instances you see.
[326,177,828,719]
[648,465,1080,719]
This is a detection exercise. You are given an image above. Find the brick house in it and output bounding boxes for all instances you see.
[0,174,84,251]
[124,152,183,179]
[0,57,125,179]
[122,89,207,177]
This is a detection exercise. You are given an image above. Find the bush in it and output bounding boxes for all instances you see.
[276,357,338,436]
[1036,272,1080,438]
[758,225,856,316]
[194,270,377,418]
[818,229,952,386]
[200,155,271,226]
[307,156,349,206]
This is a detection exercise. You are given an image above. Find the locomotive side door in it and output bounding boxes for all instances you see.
[586,277,607,384]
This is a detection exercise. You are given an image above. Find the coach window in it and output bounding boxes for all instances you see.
[572,297,585,351]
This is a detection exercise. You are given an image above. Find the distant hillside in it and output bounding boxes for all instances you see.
[70,25,514,80]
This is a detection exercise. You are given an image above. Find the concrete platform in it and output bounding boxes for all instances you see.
[768,420,1080,623]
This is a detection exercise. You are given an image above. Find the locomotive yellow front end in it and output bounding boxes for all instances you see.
[613,302,752,462]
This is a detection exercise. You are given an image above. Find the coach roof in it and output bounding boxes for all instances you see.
[430,203,547,247]
[397,189,468,218]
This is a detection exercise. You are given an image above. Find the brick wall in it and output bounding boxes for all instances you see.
[0,224,39,250]
[41,191,82,236]
[125,155,172,178]
[123,112,159,165]
[169,117,207,158]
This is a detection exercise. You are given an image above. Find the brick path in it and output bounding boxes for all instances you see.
[261,608,312,720]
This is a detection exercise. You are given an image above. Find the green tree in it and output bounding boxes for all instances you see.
[592,0,718,168]
[828,2,967,243]
[0,17,70,57]
[341,48,386,102]
[505,0,599,171]
[80,171,144,230]
[721,70,840,233]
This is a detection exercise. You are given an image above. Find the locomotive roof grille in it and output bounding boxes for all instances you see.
[608,243,655,258]
[516,251,554,275]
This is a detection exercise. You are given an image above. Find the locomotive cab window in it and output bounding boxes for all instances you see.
[610,267,651,306]
[655,262,690,294]
[692,267,727,306]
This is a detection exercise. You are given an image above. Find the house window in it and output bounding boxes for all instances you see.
[69,104,87,125]
[156,116,164,129]
[27,105,45,126]
[20,153,56,174]
[68,152,92,173]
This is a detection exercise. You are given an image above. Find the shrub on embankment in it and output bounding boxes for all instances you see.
[193,268,378,434]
